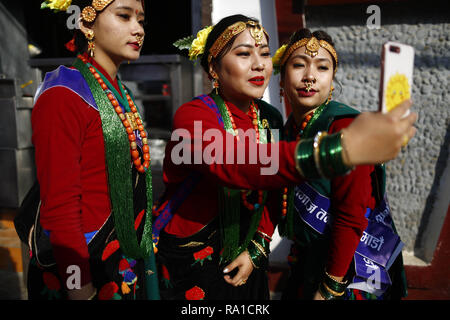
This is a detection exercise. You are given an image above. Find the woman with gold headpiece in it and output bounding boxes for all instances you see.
[29,0,158,300]
[274,29,409,300]
[156,16,416,300]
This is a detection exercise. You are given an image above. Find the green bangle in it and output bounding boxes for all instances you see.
[313,131,327,178]
[318,281,345,300]
[323,271,349,294]
[319,132,353,178]
[247,236,270,269]
[295,137,321,179]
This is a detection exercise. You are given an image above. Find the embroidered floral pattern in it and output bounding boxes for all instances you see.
[98,281,122,300]
[185,286,205,300]
[160,264,172,288]
[41,272,61,299]
[102,239,120,261]
[192,246,214,266]
[119,256,138,298]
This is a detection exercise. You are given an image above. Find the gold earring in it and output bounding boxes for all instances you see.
[85,30,95,57]
[327,85,334,104]
[213,78,219,95]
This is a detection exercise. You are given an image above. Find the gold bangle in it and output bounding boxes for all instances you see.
[256,230,272,242]
[325,271,347,285]
[322,281,345,297]
[250,240,268,258]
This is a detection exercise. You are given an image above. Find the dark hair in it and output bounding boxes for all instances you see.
[280,28,336,76]
[200,14,263,76]
[72,0,93,54]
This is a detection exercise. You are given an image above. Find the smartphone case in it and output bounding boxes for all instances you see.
[379,41,414,114]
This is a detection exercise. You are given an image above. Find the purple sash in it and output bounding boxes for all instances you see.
[293,183,332,235]
[347,252,392,296]
[294,183,404,295]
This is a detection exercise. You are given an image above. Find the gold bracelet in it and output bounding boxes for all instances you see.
[256,230,272,242]
[325,271,347,285]
[322,281,345,297]
[250,240,268,258]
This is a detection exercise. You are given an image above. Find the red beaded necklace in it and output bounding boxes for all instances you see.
[78,55,151,174]
[224,100,264,211]
[281,110,315,217]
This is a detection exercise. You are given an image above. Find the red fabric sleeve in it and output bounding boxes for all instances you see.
[32,87,93,287]
[326,117,376,277]
[163,99,301,237]
[164,99,302,189]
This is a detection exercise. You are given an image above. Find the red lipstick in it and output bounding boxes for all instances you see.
[297,88,317,97]
[249,76,265,86]
[128,42,141,50]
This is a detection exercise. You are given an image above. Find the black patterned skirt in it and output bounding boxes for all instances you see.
[27,167,155,300]
[156,219,269,300]
[27,212,151,300]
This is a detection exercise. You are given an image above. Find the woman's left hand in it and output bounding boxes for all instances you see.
[223,250,254,287]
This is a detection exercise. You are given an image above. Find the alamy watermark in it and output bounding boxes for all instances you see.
[66,265,81,290]
[366,5,381,30]
[66,5,81,30]
[170,121,280,176]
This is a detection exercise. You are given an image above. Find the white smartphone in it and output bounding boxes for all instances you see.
[379,41,414,115]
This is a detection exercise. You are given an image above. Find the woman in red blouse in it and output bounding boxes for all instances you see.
[156,16,416,300]
[276,28,409,300]
[30,0,158,300]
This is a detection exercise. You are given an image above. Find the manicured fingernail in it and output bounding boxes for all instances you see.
[223,268,229,273]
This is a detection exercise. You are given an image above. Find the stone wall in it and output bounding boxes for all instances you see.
[305,1,449,257]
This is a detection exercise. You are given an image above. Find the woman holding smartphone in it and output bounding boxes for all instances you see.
[156,16,416,300]
[274,28,409,300]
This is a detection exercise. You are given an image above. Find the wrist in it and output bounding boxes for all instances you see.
[318,270,349,300]
[340,128,352,167]
[246,234,270,269]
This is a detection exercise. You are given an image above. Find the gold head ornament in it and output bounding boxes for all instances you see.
[273,36,338,75]
[174,20,268,64]
[208,21,269,64]
[81,0,115,22]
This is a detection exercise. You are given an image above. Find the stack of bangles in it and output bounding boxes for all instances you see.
[318,271,349,300]
[246,231,271,269]
[295,131,354,180]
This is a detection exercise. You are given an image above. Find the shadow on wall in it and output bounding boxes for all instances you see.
[415,123,450,261]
